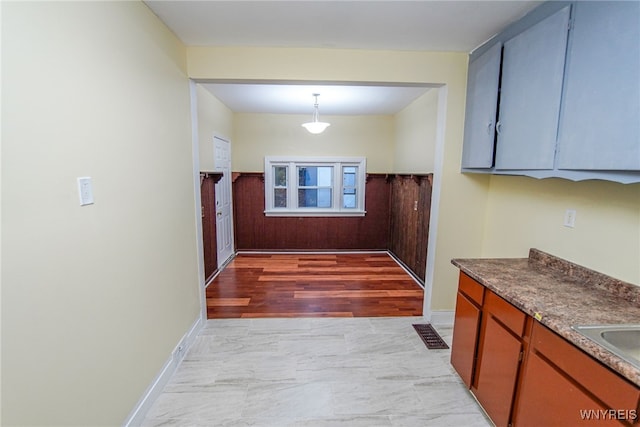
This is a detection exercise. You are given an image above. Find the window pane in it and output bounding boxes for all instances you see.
[298,189,332,208]
[343,195,356,208]
[343,167,357,187]
[343,188,356,208]
[274,188,287,208]
[298,189,315,207]
[317,188,331,207]
[317,167,332,186]
[298,167,314,186]
[274,166,287,187]
[298,166,333,186]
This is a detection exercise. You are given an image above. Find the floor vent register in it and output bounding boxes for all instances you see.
[412,324,450,350]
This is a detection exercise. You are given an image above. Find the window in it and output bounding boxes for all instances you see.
[264,156,366,216]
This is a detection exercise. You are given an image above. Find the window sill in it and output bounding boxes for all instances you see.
[264,210,366,218]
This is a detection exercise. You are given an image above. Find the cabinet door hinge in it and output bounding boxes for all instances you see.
[518,351,524,362]
[568,18,574,31]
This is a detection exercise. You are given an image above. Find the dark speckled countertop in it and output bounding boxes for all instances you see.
[452,248,640,386]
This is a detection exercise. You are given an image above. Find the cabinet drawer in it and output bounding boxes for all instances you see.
[531,322,640,413]
[459,272,485,306]
[485,290,526,336]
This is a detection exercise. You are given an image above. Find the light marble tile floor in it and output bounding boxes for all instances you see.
[141,317,492,427]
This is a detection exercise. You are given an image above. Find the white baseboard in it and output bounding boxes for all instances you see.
[426,310,455,326]
[123,316,203,427]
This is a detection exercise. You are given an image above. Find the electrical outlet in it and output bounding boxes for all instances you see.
[564,209,576,228]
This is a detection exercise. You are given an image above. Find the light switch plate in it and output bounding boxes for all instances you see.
[563,209,576,228]
[77,177,94,206]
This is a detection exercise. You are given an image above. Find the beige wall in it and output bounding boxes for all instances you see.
[197,85,234,171]
[231,89,439,174]
[482,176,640,285]
[232,113,395,172]
[393,89,439,173]
[2,2,200,425]
[188,46,484,312]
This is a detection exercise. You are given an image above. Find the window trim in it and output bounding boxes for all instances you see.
[264,156,367,217]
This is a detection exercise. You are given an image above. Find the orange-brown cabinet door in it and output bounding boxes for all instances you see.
[473,314,523,427]
[451,292,481,387]
[513,350,620,427]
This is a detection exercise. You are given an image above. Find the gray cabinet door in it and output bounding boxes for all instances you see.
[557,1,640,171]
[495,6,570,170]
[461,42,502,169]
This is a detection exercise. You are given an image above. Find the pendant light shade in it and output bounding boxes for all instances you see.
[302,94,330,134]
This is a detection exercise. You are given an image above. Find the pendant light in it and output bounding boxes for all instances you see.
[302,93,330,134]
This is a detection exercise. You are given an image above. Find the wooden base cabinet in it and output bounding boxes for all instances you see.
[452,272,530,426]
[451,272,640,427]
[513,322,640,427]
[514,349,618,426]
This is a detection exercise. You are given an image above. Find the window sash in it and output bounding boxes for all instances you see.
[297,165,333,208]
[342,166,358,209]
[273,165,288,208]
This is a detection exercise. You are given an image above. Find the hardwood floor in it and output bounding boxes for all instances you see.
[206,252,424,318]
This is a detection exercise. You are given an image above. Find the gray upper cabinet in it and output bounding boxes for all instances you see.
[556,1,640,171]
[461,42,502,169]
[495,6,570,170]
[460,1,640,183]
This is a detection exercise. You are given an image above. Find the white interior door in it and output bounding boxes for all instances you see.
[214,136,234,267]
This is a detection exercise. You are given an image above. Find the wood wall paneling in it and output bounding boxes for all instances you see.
[415,175,432,280]
[231,172,431,282]
[200,172,223,282]
[233,173,390,251]
[389,174,432,282]
[232,172,265,250]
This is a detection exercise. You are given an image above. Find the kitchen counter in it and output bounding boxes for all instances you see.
[451,248,640,386]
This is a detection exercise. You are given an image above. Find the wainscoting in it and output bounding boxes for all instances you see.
[232,173,391,250]
[231,172,432,281]
[200,171,223,282]
[389,174,432,282]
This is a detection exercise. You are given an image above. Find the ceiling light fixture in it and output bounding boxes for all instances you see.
[302,93,330,134]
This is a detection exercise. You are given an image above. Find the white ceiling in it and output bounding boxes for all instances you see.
[199,83,438,115]
[144,1,541,115]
